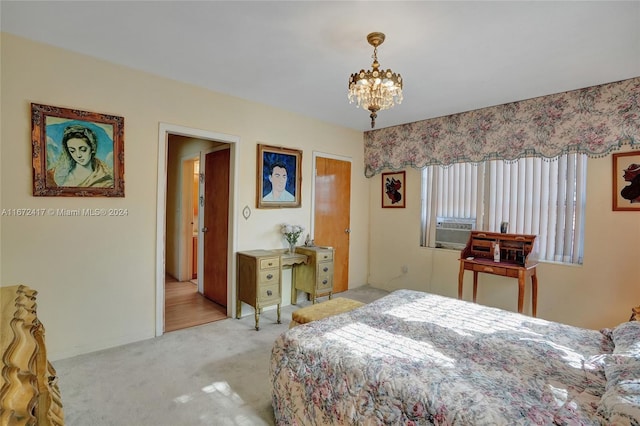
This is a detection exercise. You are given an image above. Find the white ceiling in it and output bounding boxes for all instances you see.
[2,1,639,132]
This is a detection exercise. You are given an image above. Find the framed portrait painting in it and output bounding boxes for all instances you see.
[612,151,640,211]
[31,103,124,197]
[257,144,302,208]
[382,171,406,208]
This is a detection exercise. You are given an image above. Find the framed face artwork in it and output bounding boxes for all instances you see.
[31,103,125,197]
[381,171,406,208]
[256,144,302,208]
[613,151,640,211]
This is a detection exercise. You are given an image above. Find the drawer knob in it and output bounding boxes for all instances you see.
[267,290,272,296]
[268,262,273,266]
[266,274,273,280]
[322,279,328,285]
[323,267,328,272]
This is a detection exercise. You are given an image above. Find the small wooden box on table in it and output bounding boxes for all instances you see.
[291,246,335,305]
[458,231,538,316]
[236,250,283,330]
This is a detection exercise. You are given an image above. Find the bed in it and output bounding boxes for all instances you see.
[270,289,640,425]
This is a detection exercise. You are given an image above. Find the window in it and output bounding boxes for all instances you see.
[421,153,587,264]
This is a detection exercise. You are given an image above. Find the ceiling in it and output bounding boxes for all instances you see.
[2,1,639,132]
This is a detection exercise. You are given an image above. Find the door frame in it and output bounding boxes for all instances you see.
[178,155,198,283]
[156,123,240,336]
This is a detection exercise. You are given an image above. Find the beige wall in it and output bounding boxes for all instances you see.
[0,33,367,360]
[369,155,640,330]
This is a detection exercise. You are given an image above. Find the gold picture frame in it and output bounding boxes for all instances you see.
[381,170,406,208]
[256,144,302,208]
[31,103,124,197]
[613,151,640,211]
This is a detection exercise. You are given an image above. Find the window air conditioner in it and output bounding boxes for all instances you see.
[435,217,476,250]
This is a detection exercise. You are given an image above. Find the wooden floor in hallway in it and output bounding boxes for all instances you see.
[164,275,227,332]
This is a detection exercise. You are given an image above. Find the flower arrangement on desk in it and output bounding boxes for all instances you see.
[281,224,305,254]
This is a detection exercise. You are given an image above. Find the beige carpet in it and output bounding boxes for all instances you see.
[53,285,389,426]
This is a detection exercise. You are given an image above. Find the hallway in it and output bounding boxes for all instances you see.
[164,275,227,332]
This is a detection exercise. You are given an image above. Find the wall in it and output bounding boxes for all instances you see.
[0,33,367,360]
[369,153,640,330]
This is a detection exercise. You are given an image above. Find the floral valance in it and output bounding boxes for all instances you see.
[364,76,640,177]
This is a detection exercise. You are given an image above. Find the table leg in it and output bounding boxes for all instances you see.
[517,270,525,313]
[531,271,538,317]
[458,262,465,299]
[254,308,260,331]
[277,303,281,324]
[472,271,479,303]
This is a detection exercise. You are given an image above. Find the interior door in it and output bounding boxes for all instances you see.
[202,148,230,306]
[313,156,351,293]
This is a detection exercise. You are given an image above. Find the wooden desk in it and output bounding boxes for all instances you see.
[458,231,538,316]
[235,249,309,330]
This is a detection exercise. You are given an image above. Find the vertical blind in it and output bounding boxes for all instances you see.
[422,153,587,264]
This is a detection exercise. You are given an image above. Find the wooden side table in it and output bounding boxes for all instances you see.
[458,258,538,316]
[291,246,335,304]
[458,231,539,316]
[236,250,282,330]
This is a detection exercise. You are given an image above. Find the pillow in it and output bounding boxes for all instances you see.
[612,321,640,357]
[597,321,640,424]
[598,375,640,426]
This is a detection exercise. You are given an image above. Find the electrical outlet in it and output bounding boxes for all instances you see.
[401,265,409,274]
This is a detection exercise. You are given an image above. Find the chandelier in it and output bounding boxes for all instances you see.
[348,32,403,128]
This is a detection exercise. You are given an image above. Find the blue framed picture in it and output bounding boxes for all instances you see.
[257,144,302,208]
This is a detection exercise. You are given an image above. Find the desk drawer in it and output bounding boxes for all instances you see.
[316,276,333,292]
[259,269,280,284]
[317,262,333,277]
[260,257,280,269]
[472,263,506,275]
[258,283,280,303]
[316,250,333,262]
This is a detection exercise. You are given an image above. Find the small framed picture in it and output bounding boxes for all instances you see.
[256,144,302,208]
[381,170,406,208]
[31,103,124,197]
[613,151,640,211]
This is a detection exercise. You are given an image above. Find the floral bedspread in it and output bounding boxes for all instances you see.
[270,290,620,425]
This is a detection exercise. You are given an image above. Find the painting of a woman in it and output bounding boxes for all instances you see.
[46,124,114,188]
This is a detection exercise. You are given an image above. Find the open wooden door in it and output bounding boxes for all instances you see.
[202,148,230,306]
[313,156,351,294]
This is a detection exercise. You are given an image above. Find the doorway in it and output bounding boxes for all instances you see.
[156,124,240,336]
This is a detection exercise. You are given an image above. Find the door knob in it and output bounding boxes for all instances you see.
[345,228,351,234]
[202,227,208,232]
